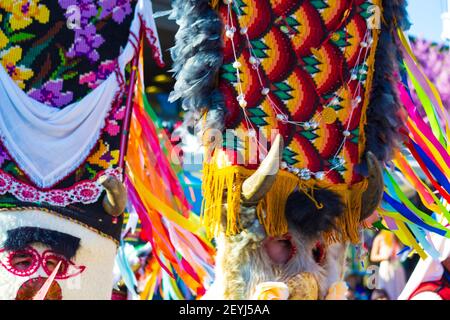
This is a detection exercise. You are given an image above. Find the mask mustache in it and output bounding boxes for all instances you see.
[15,275,62,300]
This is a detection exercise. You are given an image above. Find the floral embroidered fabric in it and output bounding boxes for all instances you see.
[0,0,136,107]
[0,168,120,207]
[0,0,139,195]
[0,0,163,240]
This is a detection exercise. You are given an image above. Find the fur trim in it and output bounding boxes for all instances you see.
[285,189,344,239]
[3,227,80,260]
[363,0,410,164]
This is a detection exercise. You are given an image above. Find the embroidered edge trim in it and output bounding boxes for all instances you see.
[0,207,119,245]
[0,168,121,207]
[142,18,165,68]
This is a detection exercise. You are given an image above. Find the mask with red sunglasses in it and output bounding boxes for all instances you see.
[0,246,85,280]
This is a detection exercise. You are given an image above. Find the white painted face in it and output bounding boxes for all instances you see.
[0,210,118,300]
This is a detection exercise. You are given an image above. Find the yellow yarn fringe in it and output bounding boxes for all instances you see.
[323,178,369,244]
[201,161,369,244]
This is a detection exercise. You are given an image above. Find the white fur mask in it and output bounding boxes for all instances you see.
[0,210,117,300]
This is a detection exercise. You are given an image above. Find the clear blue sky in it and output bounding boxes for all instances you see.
[407,0,448,42]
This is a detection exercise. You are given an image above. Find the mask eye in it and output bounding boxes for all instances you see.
[0,248,40,277]
[11,253,34,270]
[44,255,68,276]
[42,251,85,280]
[312,241,326,265]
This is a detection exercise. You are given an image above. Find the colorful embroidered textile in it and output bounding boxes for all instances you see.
[217,0,378,184]
[0,0,161,107]
[0,61,122,188]
[0,0,163,241]
[196,0,381,241]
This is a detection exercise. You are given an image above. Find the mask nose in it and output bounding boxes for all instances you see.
[264,234,296,265]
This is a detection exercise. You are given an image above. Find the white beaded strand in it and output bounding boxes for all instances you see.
[225,0,374,180]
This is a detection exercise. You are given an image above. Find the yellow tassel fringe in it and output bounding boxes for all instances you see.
[201,161,369,244]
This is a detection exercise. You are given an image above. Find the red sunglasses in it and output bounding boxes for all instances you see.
[0,247,85,279]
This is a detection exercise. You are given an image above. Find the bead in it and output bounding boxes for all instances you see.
[261,87,270,95]
[248,130,256,137]
[351,73,358,80]
[276,114,288,121]
[225,30,234,38]
[249,56,260,65]
[299,168,312,180]
[233,61,241,68]
[237,95,247,108]
[333,156,345,166]
[310,121,319,129]
[343,130,351,137]
[240,27,248,35]
[281,162,288,169]
[315,171,325,180]
[303,122,311,130]
[224,0,232,4]
[361,41,368,48]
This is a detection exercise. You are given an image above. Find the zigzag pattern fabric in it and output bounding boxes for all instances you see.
[217,0,380,185]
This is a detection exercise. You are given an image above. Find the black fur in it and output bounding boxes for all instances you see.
[285,189,344,238]
[3,227,81,260]
[363,0,410,166]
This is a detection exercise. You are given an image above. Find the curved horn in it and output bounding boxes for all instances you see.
[98,175,128,217]
[360,152,384,221]
[241,134,283,203]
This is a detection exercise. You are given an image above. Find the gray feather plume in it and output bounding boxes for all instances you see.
[169,0,225,133]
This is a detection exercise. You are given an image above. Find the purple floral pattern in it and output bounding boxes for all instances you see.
[0,0,139,238]
[28,79,73,107]
[0,146,10,168]
[61,0,132,62]
[1,0,136,108]
[59,0,98,27]
[100,0,132,24]
[67,24,105,63]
